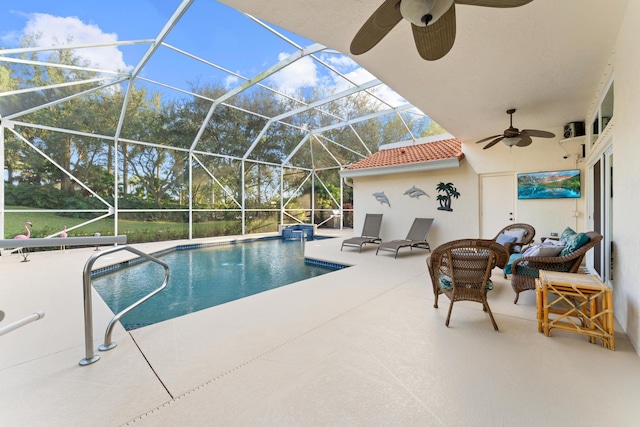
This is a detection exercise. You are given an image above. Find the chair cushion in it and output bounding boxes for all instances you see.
[439,273,493,291]
[503,253,522,275]
[560,232,589,256]
[496,233,517,246]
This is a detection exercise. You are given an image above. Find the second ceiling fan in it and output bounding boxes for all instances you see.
[475,109,556,150]
[350,0,534,61]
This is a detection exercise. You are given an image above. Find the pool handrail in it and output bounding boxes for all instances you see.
[79,245,170,366]
[0,311,45,336]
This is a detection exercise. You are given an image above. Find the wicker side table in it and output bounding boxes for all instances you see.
[536,270,614,350]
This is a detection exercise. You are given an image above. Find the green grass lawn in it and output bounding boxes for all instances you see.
[3,208,273,243]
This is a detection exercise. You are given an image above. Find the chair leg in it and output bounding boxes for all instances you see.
[482,298,498,331]
[513,292,520,304]
[485,303,498,331]
[445,299,454,327]
[486,303,498,331]
[434,290,439,308]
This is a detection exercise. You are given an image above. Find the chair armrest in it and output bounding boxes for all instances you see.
[511,252,583,275]
[503,240,529,255]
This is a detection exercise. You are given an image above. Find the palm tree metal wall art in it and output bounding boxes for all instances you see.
[436,182,460,211]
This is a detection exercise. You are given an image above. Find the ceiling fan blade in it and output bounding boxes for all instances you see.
[455,0,533,7]
[411,3,456,61]
[516,135,533,147]
[483,137,503,149]
[475,134,502,144]
[521,129,556,138]
[350,0,403,55]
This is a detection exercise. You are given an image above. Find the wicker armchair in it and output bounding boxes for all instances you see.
[428,239,509,331]
[510,231,603,304]
[492,223,536,255]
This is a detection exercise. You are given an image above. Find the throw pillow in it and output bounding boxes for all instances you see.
[503,228,527,242]
[560,232,589,256]
[522,240,566,257]
[496,233,517,246]
[560,227,576,242]
[523,244,541,257]
[537,243,566,257]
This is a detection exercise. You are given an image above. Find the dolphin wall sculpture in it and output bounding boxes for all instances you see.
[372,191,390,207]
[403,185,429,199]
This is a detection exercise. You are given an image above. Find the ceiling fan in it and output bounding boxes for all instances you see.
[350,0,533,61]
[475,109,556,150]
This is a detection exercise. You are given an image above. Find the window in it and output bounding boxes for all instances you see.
[590,81,614,147]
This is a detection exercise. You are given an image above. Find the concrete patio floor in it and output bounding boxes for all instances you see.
[1,230,639,426]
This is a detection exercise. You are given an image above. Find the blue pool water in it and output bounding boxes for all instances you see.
[92,238,343,330]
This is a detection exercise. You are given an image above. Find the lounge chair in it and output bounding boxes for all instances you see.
[341,213,383,252]
[376,218,434,258]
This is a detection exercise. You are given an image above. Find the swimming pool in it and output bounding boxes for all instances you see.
[92,237,345,330]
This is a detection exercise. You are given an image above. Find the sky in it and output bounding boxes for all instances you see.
[0,0,413,109]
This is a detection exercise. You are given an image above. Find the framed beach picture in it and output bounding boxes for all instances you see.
[517,169,581,199]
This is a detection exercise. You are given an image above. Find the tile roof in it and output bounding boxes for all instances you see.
[345,138,464,170]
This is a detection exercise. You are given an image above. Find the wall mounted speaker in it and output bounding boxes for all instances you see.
[563,121,585,138]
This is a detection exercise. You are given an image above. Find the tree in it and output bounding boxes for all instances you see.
[422,119,448,137]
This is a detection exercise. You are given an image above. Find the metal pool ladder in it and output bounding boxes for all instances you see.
[79,245,170,366]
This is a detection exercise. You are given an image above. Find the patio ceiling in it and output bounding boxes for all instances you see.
[221,0,628,142]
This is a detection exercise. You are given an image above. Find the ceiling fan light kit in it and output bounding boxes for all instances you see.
[400,0,453,26]
[503,137,521,146]
[350,0,534,61]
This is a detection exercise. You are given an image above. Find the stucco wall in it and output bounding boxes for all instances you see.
[351,135,586,252]
[465,126,587,238]
[611,0,640,353]
[352,163,478,249]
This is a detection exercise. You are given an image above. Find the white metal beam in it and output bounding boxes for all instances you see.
[188,43,326,153]
[311,103,415,134]
[130,0,194,79]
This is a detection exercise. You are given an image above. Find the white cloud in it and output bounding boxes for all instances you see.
[224,75,240,89]
[24,13,131,72]
[322,54,359,73]
[0,29,21,46]
[266,52,318,94]
[325,61,408,108]
[368,84,408,108]
[334,67,376,90]
[265,50,410,111]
